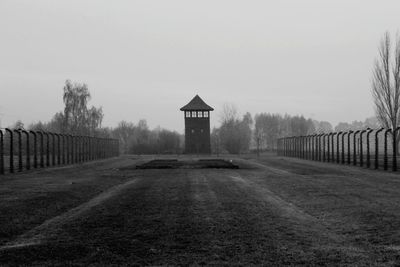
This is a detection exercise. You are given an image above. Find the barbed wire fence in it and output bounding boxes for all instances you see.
[277,127,400,172]
[0,128,119,175]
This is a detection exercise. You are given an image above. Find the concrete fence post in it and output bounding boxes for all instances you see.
[384,128,391,171]
[13,129,23,172]
[341,132,347,164]
[366,129,373,168]
[0,130,3,174]
[347,131,353,164]
[43,132,50,167]
[322,134,326,162]
[22,130,30,170]
[331,132,337,163]
[30,131,37,168]
[5,128,14,173]
[392,127,400,171]
[353,130,361,166]
[359,129,367,167]
[50,132,56,166]
[375,128,384,169]
[336,132,342,163]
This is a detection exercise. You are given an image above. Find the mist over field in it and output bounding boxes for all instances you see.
[3,1,400,266]
[2,0,400,132]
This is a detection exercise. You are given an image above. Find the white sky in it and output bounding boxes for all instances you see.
[1,0,399,133]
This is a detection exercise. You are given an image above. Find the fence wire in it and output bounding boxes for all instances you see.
[277,128,400,171]
[0,129,119,175]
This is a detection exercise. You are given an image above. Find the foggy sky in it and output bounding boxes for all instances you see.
[1,0,400,133]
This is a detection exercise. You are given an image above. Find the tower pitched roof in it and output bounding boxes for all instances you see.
[180,95,214,111]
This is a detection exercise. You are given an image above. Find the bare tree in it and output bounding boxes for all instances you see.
[372,32,400,130]
[219,103,238,124]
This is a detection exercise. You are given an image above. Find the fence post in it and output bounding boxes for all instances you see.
[304,135,311,159]
[298,136,301,158]
[22,130,30,170]
[83,136,87,162]
[84,136,88,162]
[327,133,332,162]
[336,132,342,163]
[5,128,14,173]
[331,132,337,163]
[75,135,78,163]
[91,136,94,160]
[322,134,327,162]
[70,135,74,164]
[50,132,56,166]
[38,132,45,168]
[353,130,360,166]
[92,137,96,159]
[304,136,308,159]
[77,136,81,163]
[43,132,50,167]
[61,134,65,165]
[107,138,111,158]
[103,138,106,158]
[366,129,373,168]
[0,130,3,175]
[347,130,353,164]
[65,135,68,164]
[29,131,37,168]
[81,136,85,162]
[88,136,91,161]
[56,134,61,165]
[13,129,22,172]
[82,136,86,162]
[359,129,367,167]
[68,135,72,164]
[316,134,323,161]
[285,138,288,157]
[341,132,346,164]
[393,127,400,171]
[297,136,303,159]
[384,128,391,171]
[375,128,384,169]
[293,137,297,157]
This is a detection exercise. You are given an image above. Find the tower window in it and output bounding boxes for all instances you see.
[200,129,204,133]
[198,111,203,118]
[192,111,197,117]
[191,129,195,133]
[186,111,191,118]
[203,111,209,118]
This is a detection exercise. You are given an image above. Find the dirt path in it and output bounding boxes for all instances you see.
[1,154,400,265]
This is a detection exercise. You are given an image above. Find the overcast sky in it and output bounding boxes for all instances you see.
[1,0,400,132]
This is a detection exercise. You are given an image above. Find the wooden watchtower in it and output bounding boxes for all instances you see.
[180,95,214,154]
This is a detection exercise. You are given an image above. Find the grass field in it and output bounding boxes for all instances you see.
[1,154,400,265]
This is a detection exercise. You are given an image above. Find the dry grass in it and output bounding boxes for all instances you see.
[0,154,400,265]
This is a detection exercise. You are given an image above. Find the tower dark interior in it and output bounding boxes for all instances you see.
[180,95,214,154]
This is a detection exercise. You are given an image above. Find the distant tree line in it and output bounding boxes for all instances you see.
[210,103,381,154]
[8,80,183,155]
[112,120,182,154]
[7,80,384,155]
